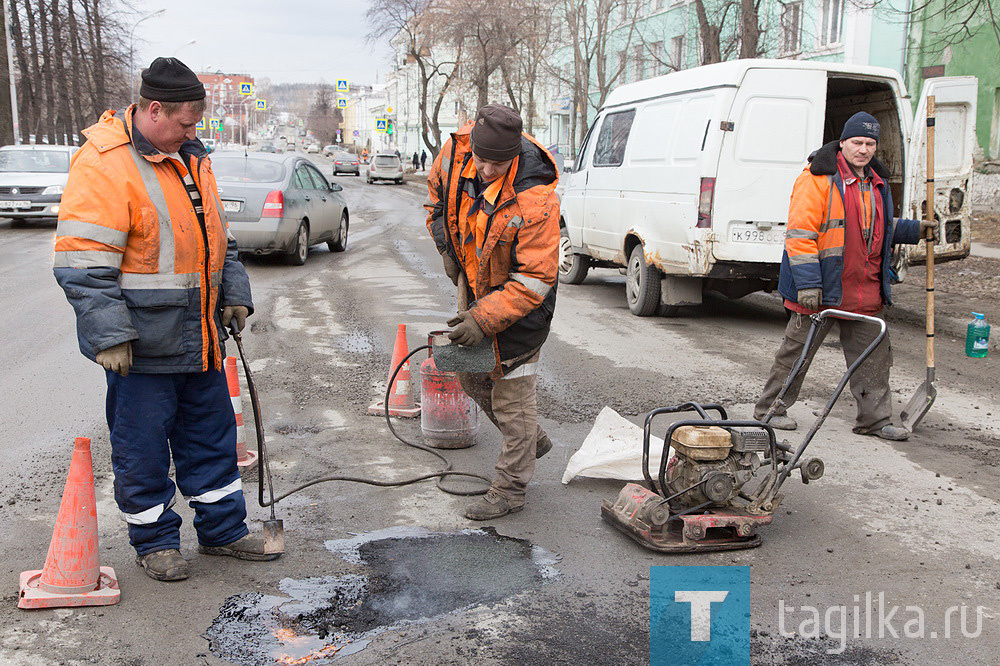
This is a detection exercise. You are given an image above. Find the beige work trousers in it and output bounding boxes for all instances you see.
[457,352,546,501]
[753,312,893,433]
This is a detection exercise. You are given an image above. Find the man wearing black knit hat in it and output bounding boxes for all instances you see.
[54,57,276,583]
[424,103,560,520]
[753,112,938,441]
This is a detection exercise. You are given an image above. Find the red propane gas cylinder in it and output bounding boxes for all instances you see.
[420,332,479,449]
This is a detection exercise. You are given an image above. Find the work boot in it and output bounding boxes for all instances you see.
[198,533,282,561]
[136,548,189,581]
[535,434,553,459]
[464,489,524,521]
[766,414,798,431]
[854,424,909,441]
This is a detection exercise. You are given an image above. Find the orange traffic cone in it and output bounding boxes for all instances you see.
[19,437,120,609]
[368,324,421,418]
[225,356,258,470]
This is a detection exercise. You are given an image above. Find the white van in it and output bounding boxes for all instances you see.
[558,59,978,315]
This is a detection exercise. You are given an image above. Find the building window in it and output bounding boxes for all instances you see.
[819,0,844,46]
[781,2,802,54]
[671,35,685,70]
[618,50,628,83]
[634,45,646,81]
[651,41,666,75]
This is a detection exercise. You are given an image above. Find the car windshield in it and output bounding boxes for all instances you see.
[374,156,399,167]
[211,157,285,183]
[0,149,70,173]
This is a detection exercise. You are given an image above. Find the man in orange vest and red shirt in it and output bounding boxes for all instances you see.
[425,104,559,520]
[754,112,937,441]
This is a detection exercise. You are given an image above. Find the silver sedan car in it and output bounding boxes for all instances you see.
[212,153,349,265]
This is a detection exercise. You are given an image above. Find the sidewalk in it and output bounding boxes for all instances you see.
[971,242,1000,259]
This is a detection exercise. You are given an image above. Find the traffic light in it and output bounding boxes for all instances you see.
[387,119,394,135]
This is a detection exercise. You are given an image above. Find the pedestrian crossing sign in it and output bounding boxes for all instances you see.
[337,98,348,108]
[256,99,267,110]
[375,118,387,132]
[240,83,253,96]
[336,79,349,93]
[209,118,220,129]
[196,118,205,130]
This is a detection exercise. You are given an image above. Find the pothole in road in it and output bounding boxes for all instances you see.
[204,526,559,664]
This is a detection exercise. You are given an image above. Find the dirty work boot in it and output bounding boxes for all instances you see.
[766,414,798,431]
[136,548,189,581]
[198,533,282,561]
[464,489,524,520]
[535,434,553,459]
[854,424,909,441]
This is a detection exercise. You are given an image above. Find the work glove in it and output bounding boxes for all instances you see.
[96,341,132,377]
[222,305,250,333]
[441,252,461,286]
[797,288,822,312]
[447,310,485,347]
[920,218,938,241]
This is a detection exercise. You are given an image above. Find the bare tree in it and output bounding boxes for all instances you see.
[499,0,559,134]
[904,0,1000,51]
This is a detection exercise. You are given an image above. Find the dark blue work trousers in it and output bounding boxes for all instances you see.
[105,368,249,555]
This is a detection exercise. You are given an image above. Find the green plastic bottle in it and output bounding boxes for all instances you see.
[966,312,990,358]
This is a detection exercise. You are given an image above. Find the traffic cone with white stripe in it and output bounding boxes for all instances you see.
[226,356,258,470]
[19,437,120,609]
[368,324,421,418]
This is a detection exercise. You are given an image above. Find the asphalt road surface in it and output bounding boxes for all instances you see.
[0,157,996,665]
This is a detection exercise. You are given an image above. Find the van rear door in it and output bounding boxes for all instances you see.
[711,67,826,265]
[903,76,978,263]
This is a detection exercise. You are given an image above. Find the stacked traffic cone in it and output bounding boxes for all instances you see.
[368,324,421,418]
[225,356,258,470]
[19,437,120,609]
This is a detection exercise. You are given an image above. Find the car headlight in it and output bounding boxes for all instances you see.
[42,185,64,195]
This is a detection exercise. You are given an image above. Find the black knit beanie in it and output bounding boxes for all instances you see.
[840,112,880,142]
[140,57,205,102]
[471,104,523,161]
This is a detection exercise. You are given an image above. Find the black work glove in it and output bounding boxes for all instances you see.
[441,252,461,286]
[447,310,485,347]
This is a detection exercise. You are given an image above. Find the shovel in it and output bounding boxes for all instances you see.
[229,320,286,555]
[901,96,937,431]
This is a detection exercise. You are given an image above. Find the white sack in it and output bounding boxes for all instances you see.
[561,406,672,484]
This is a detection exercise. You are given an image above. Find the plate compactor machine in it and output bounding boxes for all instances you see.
[602,310,886,553]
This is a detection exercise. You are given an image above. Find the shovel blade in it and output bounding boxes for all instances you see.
[901,382,937,431]
[262,519,285,555]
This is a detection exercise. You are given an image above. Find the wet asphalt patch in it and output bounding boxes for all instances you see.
[204,526,559,664]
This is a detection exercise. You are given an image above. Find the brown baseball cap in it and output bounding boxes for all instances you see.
[471,104,523,161]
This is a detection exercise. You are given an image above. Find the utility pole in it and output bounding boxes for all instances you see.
[3,0,21,144]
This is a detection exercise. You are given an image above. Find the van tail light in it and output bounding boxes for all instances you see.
[697,177,715,228]
[262,190,284,218]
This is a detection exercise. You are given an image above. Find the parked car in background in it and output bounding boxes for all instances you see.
[0,144,78,225]
[201,137,217,153]
[323,145,338,157]
[332,152,360,176]
[259,143,278,153]
[367,153,404,184]
[211,152,349,265]
[307,143,321,154]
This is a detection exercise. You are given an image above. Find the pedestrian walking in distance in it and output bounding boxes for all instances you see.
[425,104,560,520]
[412,151,420,171]
[420,149,428,171]
[54,57,280,583]
[754,112,938,441]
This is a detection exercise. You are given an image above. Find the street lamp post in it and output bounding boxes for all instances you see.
[129,9,166,102]
[4,0,21,143]
[172,39,195,57]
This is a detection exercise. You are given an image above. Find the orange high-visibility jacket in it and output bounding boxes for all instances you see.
[53,106,252,373]
[425,123,559,377]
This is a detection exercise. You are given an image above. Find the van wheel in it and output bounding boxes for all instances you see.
[558,226,590,284]
[626,245,661,316]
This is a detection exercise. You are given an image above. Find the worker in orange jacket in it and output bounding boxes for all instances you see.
[54,58,278,583]
[425,104,560,520]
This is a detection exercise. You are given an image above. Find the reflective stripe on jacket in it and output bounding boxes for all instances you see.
[424,123,560,377]
[778,141,921,309]
[53,106,252,373]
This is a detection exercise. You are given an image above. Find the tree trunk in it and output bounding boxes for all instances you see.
[739,0,760,59]
[23,0,42,139]
[0,0,14,144]
[694,0,722,64]
[67,0,86,137]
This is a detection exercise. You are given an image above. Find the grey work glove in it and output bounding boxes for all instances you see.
[920,218,938,241]
[441,252,461,286]
[222,305,250,333]
[96,341,132,377]
[447,310,485,347]
[797,288,822,312]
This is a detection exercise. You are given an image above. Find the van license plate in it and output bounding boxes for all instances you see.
[730,228,785,243]
[222,200,241,213]
[0,200,30,209]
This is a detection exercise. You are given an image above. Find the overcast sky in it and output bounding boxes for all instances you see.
[134,0,393,87]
